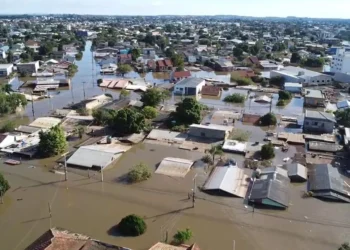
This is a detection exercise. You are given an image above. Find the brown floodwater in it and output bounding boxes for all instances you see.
[1,142,350,250]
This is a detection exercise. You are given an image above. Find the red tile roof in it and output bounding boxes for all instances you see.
[232,70,255,78]
[164,59,173,67]
[173,71,191,78]
[147,60,156,68]
[156,60,165,67]
[248,56,259,65]
[201,85,221,96]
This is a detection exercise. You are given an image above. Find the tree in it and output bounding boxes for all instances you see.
[171,54,184,69]
[130,48,141,61]
[233,47,243,58]
[74,126,85,139]
[339,243,350,250]
[223,93,246,103]
[128,163,152,183]
[68,64,78,77]
[261,143,275,160]
[1,84,12,93]
[278,90,292,100]
[170,98,202,126]
[120,89,130,99]
[0,121,16,133]
[6,51,13,63]
[118,64,132,76]
[92,109,113,125]
[38,125,67,157]
[335,108,350,127]
[173,228,193,245]
[0,172,10,196]
[231,74,254,86]
[260,113,277,126]
[0,92,27,114]
[118,214,147,236]
[209,145,224,163]
[108,108,146,135]
[143,106,158,119]
[269,76,285,87]
[140,88,163,107]
[290,52,301,63]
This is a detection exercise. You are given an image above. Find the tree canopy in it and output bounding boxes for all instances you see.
[335,108,350,127]
[269,76,285,87]
[130,48,141,61]
[0,172,10,195]
[170,98,202,126]
[38,125,67,157]
[173,228,193,245]
[0,92,27,115]
[290,52,301,63]
[339,243,350,250]
[128,163,152,183]
[118,214,147,236]
[260,113,277,126]
[118,64,132,75]
[140,88,163,107]
[261,143,275,160]
[142,106,158,119]
[108,108,146,135]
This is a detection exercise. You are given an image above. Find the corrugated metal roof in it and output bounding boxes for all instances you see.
[286,163,307,179]
[204,166,249,198]
[29,117,61,129]
[175,77,203,87]
[147,129,188,142]
[155,157,193,178]
[189,124,233,132]
[305,110,336,123]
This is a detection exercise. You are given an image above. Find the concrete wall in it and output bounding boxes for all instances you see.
[308,75,333,85]
[17,62,39,74]
[304,97,325,107]
[303,118,334,133]
[189,127,227,140]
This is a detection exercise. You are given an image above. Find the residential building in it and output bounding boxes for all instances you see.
[174,77,205,96]
[188,124,233,140]
[201,85,221,96]
[12,43,25,50]
[25,40,40,52]
[336,100,350,110]
[0,64,13,77]
[118,54,132,64]
[214,59,234,71]
[171,71,192,82]
[259,60,279,71]
[148,242,201,250]
[308,164,350,203]
[331,47,350,74]
[51,51,66,60]
[303,110,336,134]
[284,82,302,93]
[244,56,259,66]
[270,66,333,86]
[156,59,172,72]
[16,61,40,74]
[0,134,16,149]
[304,89,325,107]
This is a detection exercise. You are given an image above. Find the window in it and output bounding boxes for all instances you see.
[200,132,206,137]
[313,122,318,126]
[317,80,320,83]
[322,80,324,82]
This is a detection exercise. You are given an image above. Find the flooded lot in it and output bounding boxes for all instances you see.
[1,142,350,250]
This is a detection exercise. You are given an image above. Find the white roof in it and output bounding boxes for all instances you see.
[337,100,350,109]
[204,166,249,198]
[286,163,307,179]
[147,129,188,142]
[29,117,61,129]
[222,140,247,153]
[285,82,303,87]
[189,124,233,132]
[155,157,194,178]
[0,64,13,69]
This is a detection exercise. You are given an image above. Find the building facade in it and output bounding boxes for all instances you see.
[303,110,335,134]
[331,47,350,74]
[0,64,13,77]
[17,61,39,74]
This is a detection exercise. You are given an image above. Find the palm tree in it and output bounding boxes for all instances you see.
[208,145,223,163]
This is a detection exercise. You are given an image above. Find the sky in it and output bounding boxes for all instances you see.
[1,0,350,19]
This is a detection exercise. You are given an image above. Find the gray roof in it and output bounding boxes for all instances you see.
[175,77,204,88]
[304,89,324,99]
[305,110,336,123]
[282,66,326,77]
[308,164,350,202]
[285,163,308,180]
[15,125,41,134]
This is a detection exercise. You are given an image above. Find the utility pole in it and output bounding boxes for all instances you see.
[269,98,272,113]
[31,92,35,118]
[61,152,69,181]
[48,202,52,217]
[192,174,197,208]
[83,81,86,100]
[233,240,236,250]
[100,165,104,182]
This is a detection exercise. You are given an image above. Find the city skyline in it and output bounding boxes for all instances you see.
[1,0,350,19]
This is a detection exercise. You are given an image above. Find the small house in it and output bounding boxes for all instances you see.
[174,77,205,96]
[303,110,336,134]
[171,71,192,82]
[304,89,325,107]
[285,163,307,182]
[201,85,221,96]
[188,124,233,141]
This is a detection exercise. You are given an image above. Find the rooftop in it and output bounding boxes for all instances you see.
[279,66,326,78]
[304,89,324,99]
[175,77,203,87]
[305,110,336,123]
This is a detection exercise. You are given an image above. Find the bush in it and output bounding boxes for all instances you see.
[173,228,193,245]
[77,108,89,116]
[0,121,16,133]
[201,154,214,165]
[171,125,187,132]
[143,106,158,119]
[229,129,251,142]
[260,113,277,126]
[223,93,246,103]
[261,143,275,160]
[128,163,152,183]
[118,214,147,236]
[230,74,254,86]
[0,172,10,194]
[276,99,287,106]
[278,90,292,100]
[269,76,285,87]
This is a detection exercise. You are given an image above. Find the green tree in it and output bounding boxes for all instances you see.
[74,126,85,139]
[118,64,132,76]
[173,228,193,245]
[335,109,350,127]
[130,48,141,61]
[233,47,243,58]
[128,163,152,183]
[290,52,301,63]
[260,113,277,126]
[143,106,158,119]
[231,74,254,86]
[38,125,67,157]
[208,145,224,163]
[171,54,184,70]
[339,243,350,250]
[6,51,13,63]
[170,98,202,126]
[223,93,246,103]
[278,90,292,100]
[118,214,147,236]
[0,120,16,133]
[92,109,113,125]
[269,76,285,87]
[68,64,78,77]
[120,89,130,99]
[261,143,275,160]
[0,172,10,196]
[140,88,163,107]
[0,93,27,114]
[108,108,146,135]
[1,84,12,93]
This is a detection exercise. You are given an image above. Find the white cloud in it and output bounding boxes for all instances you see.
[151,0,164,6]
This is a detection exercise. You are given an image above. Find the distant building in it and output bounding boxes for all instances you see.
[174,77,205,96]
[16,61,39,74]
[304,89,325,107]
[284,82,302,93]
[331,47,350,74]
[188,124,233,140]
[303,110,336,134]
[214,59,234,71]
[0,64,13,77]
[201,85,221,96]
[171,71,192,82]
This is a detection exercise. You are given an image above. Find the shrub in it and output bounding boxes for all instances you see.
[128,163,152,183]
[173,228,193,245]
[276,99,287,106]
[77,108,89,116]
[201,154,214,165]
[230,74,254,86]
[223,93,245,103]
[261,143,275,160]
[278,90,292,100]
[0,172,10,194]
[171,125,187,132]
[0,121,16,133]
[118,214,147,236]
[143,106,158,119]
[260,113,277,126]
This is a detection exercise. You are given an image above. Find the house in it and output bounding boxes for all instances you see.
[336,100,350,110]
[156,60,165,71]
[171,71,192,82]
[12,43,25,50]
[285,163,308,182]
[174,77,205,96]
[0,64,13,77]
[270,66,333,86]
[188,124,233,140]
[0,134,16,149]
[17,61,40,74]
[201,85,221,96]
[25,228,128,250]
[304,89,325,107]
[214,59,234,71]
[51,51,66,60]
[303,110,336,134]
[62,55,75,64]
[118,54,132,64]
[307,164,350,203]
[25,40,40,52]
[284,82,302,93]
[259,60,279,71]
[148,242,201,250]
[147,59,156,71]
[248,166,290,209]
[244,56,259,66]
[143,48,156,58]
[231,69,255,78]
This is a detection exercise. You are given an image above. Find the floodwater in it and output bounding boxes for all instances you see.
[1,142,350,250]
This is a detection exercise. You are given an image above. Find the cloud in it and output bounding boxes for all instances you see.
[151,0,164,6]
